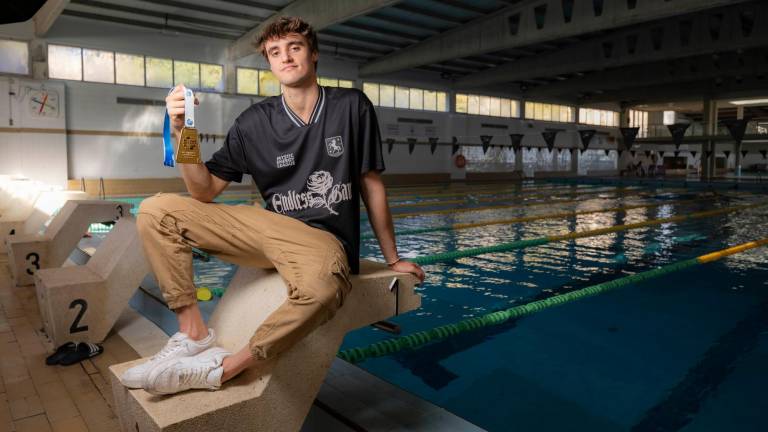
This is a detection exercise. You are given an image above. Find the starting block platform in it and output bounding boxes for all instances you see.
[8,199,130,286]
[108,260,421,432]
[34,214,148,347]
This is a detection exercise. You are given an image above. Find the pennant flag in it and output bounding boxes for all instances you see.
[619,127,639,150]
[674,151,680,157]
[722,118,749,145]
[723,150,731,159]
[525,146,533,152]
[558,147,565,154]
[578,129,596,151]
[667,123,690,149]
[690,151,697,158]
[604,149,610,156]
[480,135,493,154]
[741,150,748,158]
[658,151,665,158]
[509,134,523,152]
[386,138,395,154]
[542,130,560,152]
[569,148,575,155]
[407,138,417,154]
[644,150,651,158]
[761,149,767,160]
[429,137,439,154]
[452,136,460,155]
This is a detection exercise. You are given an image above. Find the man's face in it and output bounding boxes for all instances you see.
[264,33,318,87]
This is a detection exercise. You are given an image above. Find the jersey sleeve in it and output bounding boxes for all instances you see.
[204,119,248,183]
[359,93,386,175]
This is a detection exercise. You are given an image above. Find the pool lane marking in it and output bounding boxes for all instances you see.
[360,194,726,240]
[338,236,768,364]
[408,201,768,266]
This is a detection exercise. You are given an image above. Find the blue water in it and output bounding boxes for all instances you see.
[124,181,768,431]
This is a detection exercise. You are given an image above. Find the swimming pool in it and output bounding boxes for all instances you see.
[120,180,768,431]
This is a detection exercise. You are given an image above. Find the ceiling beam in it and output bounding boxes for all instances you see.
[69,0,250,31]
[34,0,70,36]
[135,0,264,21]
[529,50,768,98]
[359,0,753,77]
[229,0,398,60]
[61,10,238,40]
[457,1,768,88]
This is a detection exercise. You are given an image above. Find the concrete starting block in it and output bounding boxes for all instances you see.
[7,199,130,286]
[109,260,421,432]
[0,179,49,234]
[34,215,149,346]
[2,190,88,253]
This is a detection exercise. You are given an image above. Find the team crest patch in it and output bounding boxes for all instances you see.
[325,136,344,157]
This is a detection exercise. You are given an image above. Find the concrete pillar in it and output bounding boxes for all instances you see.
[570,148,579,175]
[515,148,524,172]
[734,106,744,179]
[702,99,717,181]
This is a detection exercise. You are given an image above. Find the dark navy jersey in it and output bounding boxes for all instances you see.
[205,86,385,274]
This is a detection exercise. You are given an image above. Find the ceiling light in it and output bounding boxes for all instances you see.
[728,98,768,105]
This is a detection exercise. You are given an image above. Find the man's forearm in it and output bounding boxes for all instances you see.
[362,178,399,263]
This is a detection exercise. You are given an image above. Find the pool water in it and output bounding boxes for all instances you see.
[122,181,768,431]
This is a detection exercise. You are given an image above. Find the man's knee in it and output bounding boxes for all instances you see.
[138,193,186,215]
[301,252,351,313]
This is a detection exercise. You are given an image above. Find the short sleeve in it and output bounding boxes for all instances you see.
[359,94,386,175]
[204,120,248,183]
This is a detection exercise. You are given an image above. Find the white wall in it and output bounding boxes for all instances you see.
[0,15,623,185]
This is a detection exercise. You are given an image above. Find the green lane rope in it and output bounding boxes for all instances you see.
[338,237,768,364]
[408,201,766,266]
[361,195,721,240]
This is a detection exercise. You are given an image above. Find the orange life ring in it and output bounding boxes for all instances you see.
[455,154,467,168]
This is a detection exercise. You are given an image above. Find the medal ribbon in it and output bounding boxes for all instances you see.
[162,86,195,167]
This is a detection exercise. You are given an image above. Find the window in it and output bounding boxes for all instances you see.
[317,76,353,88]
[578,108,619,127]
[115,53,144,86]
[663,110,676,125]
[629,109,649,138]
[363,82,379,105]
[200,63,224,92]
[174,60,199,89]
[258,70,280,96]
[237,67,259,95]
[83,49,114,83]
[525,101,574,122]
[48,44,225,92]
[363,82,448,112]
[146,57,172,88]
[0,40,29,75]
[48,45,82,80]
[456,93,519,118]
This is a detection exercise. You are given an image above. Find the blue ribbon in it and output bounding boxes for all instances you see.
[162,109,174,167]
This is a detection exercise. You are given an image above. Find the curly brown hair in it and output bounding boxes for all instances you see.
[255,16,319,70]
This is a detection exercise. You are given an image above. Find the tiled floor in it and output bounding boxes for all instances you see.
[0,254,141,432]
[1,251,485,432]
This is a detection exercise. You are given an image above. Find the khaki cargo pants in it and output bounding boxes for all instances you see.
[136,193,352,360]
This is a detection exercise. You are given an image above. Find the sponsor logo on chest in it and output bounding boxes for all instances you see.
[276,152,295,168]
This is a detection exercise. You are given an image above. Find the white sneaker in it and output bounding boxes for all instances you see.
[145,347,231,395]
[120,329,216,389]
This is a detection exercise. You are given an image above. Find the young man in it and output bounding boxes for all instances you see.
[120,16,425,395]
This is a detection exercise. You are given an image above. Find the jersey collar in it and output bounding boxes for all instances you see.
[281,85,325,128]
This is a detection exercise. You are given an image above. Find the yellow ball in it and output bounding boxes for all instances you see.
[196,287,213,301]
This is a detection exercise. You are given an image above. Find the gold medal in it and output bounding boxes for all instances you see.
[176,127,201,164]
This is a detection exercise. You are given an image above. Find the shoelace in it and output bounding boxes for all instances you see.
[150,336,184,361]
